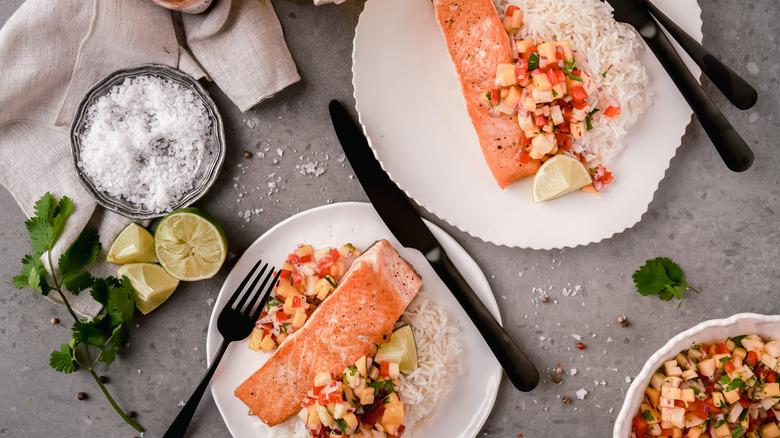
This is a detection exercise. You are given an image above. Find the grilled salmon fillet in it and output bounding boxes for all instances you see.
[234,239,422,426]
[434,0,541,188]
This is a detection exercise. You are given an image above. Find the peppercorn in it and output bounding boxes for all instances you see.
[577,342,586,350]
[243,151,251,158]
[555,367,563,374]
[99,375,108,384]
[51,317,59,324]
[77,392,87,400]
[552,375,562,384]
[127,411,136,418]
[540,296,548,303]
[562,396,571,404]
[621,318,629,327]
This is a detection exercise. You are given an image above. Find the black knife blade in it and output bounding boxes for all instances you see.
[329,99,539,392]
[605,0,754,172]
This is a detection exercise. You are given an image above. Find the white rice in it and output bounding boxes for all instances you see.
[495,0,651,166]
[252,288,462,437]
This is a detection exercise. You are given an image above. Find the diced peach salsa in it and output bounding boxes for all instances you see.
[247,243,361,353]
[632,334,780,438]
[298,356,406,438]
[489,5,619,190]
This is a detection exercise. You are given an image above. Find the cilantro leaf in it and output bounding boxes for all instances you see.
[731,425,743,438]
[33,192,55,223]
[27,193,74,253]
[107,277,136,324]
[90,276,116,306]
[725,377,745,392]
[633,257,699,308]
[528,53,540,71]
[50,196,74,245]
[641,410,654,422]
[50,344,76,374]
[13,254,51,295]
[58,227,101,281]
[63,271,94,295]
[72,321,105,348]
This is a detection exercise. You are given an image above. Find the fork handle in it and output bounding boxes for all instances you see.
[163,339,230,438]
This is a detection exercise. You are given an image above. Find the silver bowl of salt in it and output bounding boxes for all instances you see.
[70,64,226,219]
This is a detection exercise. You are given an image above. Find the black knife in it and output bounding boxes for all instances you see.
[328,99,539,392]
[606,0,754,172]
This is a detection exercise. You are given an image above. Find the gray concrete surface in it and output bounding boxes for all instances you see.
[1,0,779,437]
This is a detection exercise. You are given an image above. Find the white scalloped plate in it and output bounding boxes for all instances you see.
[207,202,502,438]
[352,0,702,249]
[613,313,780,437]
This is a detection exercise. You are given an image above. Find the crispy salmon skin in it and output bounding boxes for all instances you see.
[234,239,421,426]
[434,0,541,188]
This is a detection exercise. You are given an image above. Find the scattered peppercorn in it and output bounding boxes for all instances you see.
[555,367,563,374]
[77,392,87,400]
[577,342,586,350]
[552,375,562,384]
[617,316,624,323]
[51,317,59,324]
[621,318,629,327]
[243,151,251,158]
[540,296,548,303]
[99,375,108,384]
[562,396,571,404]
[127,410,136,418]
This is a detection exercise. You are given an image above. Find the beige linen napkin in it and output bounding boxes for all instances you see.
[0,0,299,317]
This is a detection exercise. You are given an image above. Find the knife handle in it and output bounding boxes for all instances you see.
[642,0,758,110]
[641,20,754,172]
[427,248,540,391]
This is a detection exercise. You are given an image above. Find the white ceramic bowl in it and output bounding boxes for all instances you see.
[613,313,780,437]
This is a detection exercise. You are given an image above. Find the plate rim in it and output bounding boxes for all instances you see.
[206,201,502,438]
[351,0,703,250]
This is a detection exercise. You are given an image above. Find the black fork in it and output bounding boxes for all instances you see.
[163,260,280,438]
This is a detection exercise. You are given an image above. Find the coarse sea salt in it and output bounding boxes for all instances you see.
[78,74,212,213]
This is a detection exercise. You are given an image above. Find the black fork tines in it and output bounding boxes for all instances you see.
[247,269,280,320]
[235,262,269,311]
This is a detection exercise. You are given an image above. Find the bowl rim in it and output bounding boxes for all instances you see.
[69,63,226,220]
[613,312,780,437]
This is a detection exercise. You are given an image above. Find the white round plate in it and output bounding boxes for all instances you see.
[207,202,502,438]
[352,0,702,249]
[613,313,780,437]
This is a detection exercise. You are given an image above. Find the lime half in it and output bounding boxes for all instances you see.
[532,154,592,203]
[375,325,418,373]
[117,263,179,315]
[106,222,158,264]
[154,208,227,281]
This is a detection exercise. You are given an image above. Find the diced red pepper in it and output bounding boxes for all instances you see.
[380,361,391,378]
[554,133,572,151]
[312,384,325,396]
[632,415,650,437]
[276,311,288,322]
[738,398,751,409]
[746,350,759,367]
[556,120,570,133]
[546,68,565,85]
[555,51,564,61]
[571,69,582,77]
[299,254,312,263]
[279,269,292,280]
[518,130,530,147]
[724,360,736,374]
[694,397,722,420]
[291,272,303,285]
[515,65,528,82]
[534,114,547,127]
[506,5,520,16]
[516,150,531,164]
[715,343,730,354]
[318,248,341,270]
[292,295,302,308]
[603,104,621,119]
[767,371,777,383]
[287,253,300,264]
[489,88,500,106]
[570,98,587,110]
[570,85,588,100]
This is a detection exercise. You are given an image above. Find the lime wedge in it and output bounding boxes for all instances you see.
[117,263,179,314]
[375,325,418,373]
[532,154,592,203]
[106,222,158,264]
[153,208,227,281]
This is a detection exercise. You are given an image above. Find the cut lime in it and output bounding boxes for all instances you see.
[532,154,592,203]
[154,208,227,281]
[106,222,158,264]
[117,263,180,315]
[375,325,418,373]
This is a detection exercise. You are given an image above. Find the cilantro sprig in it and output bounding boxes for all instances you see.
[632,257,700,308]
[12,193,142,432]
